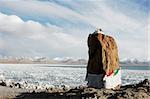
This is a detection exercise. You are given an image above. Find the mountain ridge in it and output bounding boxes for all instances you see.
[0,57,149,66]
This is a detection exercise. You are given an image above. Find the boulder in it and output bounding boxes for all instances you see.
[0,80,6,86]
[87,30,119,74]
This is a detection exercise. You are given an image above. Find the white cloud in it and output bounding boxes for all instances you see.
[0,0,148,59]
[0,12,85,57]
[148,21,150,60]
[0,12,62,39]
[0,1,88,24]
[0,0,145,35]
[0,38,4,49]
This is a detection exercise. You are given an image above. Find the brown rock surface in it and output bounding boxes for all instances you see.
[87,32,119,74]
[14,79,150,99]
[0,79,149,99]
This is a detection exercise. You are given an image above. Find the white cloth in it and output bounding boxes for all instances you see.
[103,70,121,89]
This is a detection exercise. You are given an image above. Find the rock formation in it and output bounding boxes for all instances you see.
[14,79,150,99]
[87,30,119,75]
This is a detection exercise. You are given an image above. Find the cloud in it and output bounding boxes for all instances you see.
[0,0,148,60]
[0,12,85,57]
[0,38,4,49]
[0,12,62,39]
[0,0,146,35]
[148,22,150,60]
[0,1,89,25]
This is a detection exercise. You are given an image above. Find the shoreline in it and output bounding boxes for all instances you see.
[0,79,149,99]
[0,63,149,67]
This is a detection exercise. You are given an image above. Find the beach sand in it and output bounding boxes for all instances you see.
[0,86,31,99]
[0,79,149,99]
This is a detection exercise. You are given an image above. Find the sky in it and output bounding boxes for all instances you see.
[0,0,149,60]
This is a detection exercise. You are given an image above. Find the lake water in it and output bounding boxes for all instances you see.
[121,66,150,70]
[0,64,149,88]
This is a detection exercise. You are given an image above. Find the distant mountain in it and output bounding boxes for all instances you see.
[53,57,87,65]
[0,56,149,66]
[119,58,149,66]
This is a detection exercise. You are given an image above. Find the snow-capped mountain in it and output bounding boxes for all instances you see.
[120,58,149,66]
[0,56,149,66]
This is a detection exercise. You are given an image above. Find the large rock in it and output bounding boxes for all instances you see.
[87,30,119,74]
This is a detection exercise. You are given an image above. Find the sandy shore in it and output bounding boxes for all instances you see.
[0,86,31,99]
[0,79,149,99]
